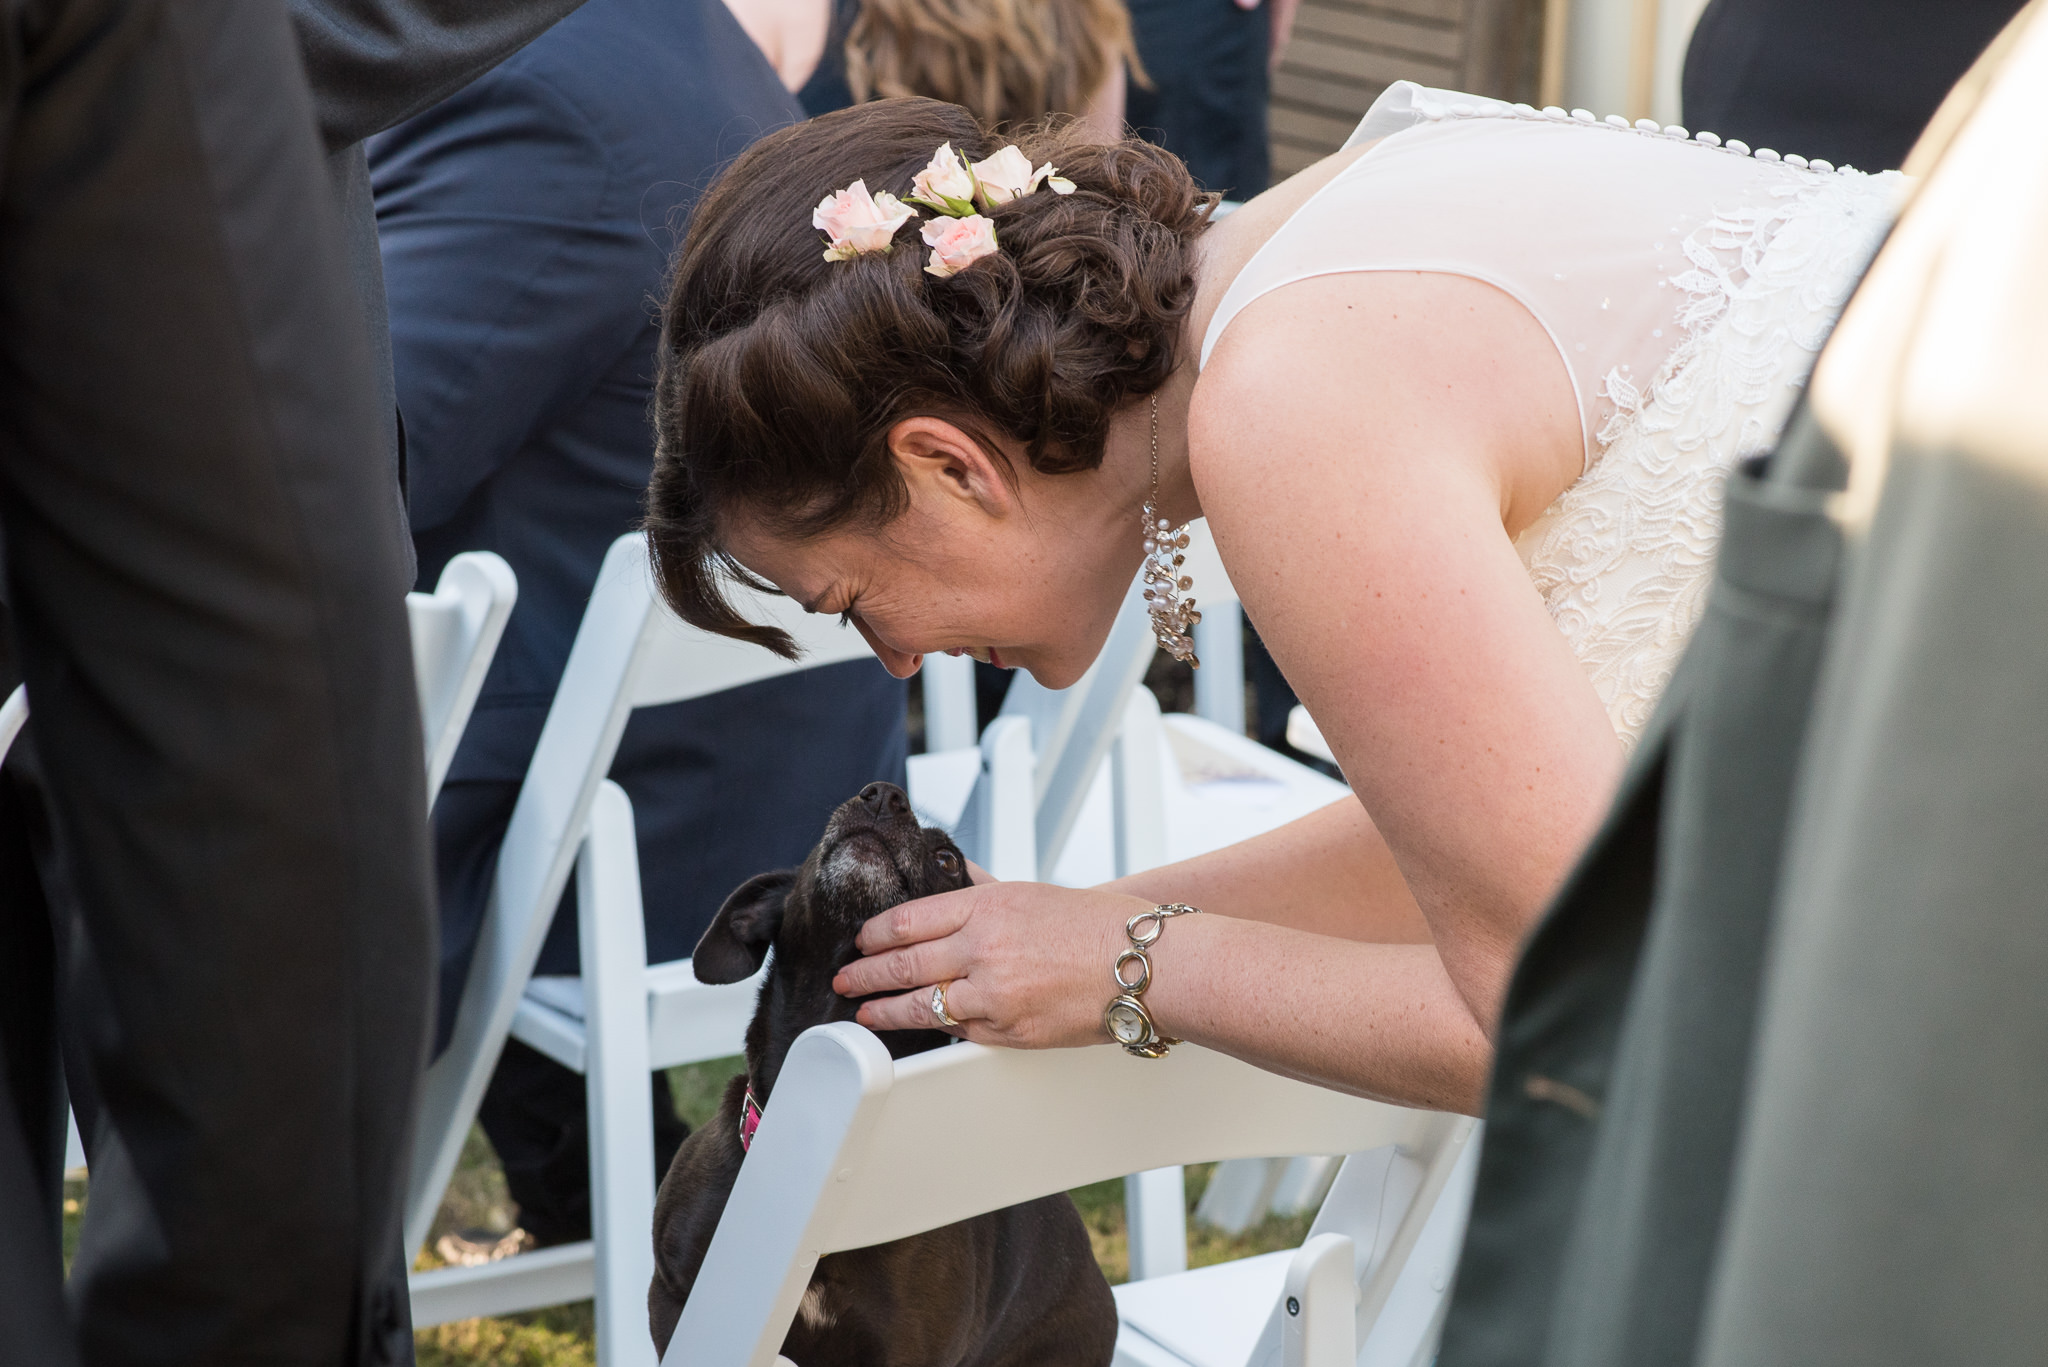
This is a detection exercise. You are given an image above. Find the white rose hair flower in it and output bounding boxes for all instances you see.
[812,179,916,261]
[909,144,979,217]
[968,145,1075,207]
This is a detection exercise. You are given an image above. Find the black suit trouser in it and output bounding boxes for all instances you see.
[0,0,435,1362]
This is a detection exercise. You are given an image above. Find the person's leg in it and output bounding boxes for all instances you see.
[0,1079,80,1367]
[0,0,433,1359]
[0,756,65,1255]
[472,1040,691,1248]
[427,778,523,1058]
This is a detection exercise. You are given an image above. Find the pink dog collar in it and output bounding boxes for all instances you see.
[739,1085,764,1152]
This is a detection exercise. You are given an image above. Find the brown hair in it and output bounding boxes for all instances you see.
[646,98,1213,656]
[846,0,1144,129]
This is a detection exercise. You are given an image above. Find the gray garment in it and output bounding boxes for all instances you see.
[1438,409,1854,1367]
[286,0,591,539]
[1443,81,2048,1358]
[1698,429,2048,1362]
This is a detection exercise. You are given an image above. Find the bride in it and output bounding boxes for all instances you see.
[643,84,1900,1113]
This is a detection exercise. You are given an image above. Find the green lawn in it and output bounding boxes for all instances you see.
[63,1054,1317,1367]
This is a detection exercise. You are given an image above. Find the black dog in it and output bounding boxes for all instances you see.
[649,782,1118,1365]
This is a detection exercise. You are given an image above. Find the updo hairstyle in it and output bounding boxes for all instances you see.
[646,97,1214,656]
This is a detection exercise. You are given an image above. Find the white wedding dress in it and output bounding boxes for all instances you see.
[1201,82,1905,743]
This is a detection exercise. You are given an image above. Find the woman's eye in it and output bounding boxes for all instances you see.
[934,849,961,876]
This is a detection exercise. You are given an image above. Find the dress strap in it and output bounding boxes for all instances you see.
[1341,81,1521,149]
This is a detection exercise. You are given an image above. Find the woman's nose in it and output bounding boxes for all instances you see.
[858,782,910,818]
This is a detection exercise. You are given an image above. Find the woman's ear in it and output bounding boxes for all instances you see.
[886,417,1017,519]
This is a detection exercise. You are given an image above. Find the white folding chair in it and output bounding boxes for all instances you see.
[405,533,897,1365]
[662,1022,1477,1367]
[409,551,519,803]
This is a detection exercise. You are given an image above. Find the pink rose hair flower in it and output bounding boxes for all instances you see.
[921,214,999,278]
[813,179,917,261]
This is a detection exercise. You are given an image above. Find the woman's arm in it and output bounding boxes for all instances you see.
[1193,270,1621,1033]
[839,271,1620,1110]
[1104,794,1433,944]
[835,882,1490,1113]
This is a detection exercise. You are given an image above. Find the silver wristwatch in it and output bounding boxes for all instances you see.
[1103,904,1200,1058]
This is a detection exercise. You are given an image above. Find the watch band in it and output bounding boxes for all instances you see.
[1103,903,1200,1058]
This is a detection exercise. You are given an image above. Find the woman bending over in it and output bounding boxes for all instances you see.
[645,89,1901,1112]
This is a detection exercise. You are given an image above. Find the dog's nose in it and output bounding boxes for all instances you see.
[858,782,910,819]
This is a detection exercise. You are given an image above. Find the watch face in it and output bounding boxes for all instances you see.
[1106,1000,1150,1046]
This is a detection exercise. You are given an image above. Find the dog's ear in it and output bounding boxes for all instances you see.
[693,868,797,984]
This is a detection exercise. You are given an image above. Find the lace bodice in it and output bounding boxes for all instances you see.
[1201,83,1903,742]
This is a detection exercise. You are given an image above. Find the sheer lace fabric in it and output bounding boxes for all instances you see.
[1201,82,1904,742]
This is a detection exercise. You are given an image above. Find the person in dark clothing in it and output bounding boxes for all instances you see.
[1683,0,2027,171]
[369,0,909,1251]
[287,0,592,550]
[0,0,436,1361]
[1124,0,1276,199]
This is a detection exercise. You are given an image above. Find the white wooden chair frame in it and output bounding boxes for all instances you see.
[405,533,879,1364]
[410,551,520,803]
[663,1022,1476,1367]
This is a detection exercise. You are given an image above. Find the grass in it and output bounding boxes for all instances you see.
[60,1055,1316,1367]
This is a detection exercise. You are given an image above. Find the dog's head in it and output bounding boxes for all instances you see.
[691,781,971,989]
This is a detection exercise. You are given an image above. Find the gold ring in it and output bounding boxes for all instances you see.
[930,981,962,1029]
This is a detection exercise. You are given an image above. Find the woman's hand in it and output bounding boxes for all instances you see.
[831,879,1156,1048]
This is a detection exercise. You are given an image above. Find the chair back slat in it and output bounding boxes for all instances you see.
[408,534,661,1253]
[407,550,517,802]
[630,580,871,710]
[0,685,26,769]
[815,1032,1432,1253]
[953,577,1157,876]
[669,1022,1452,1367]
[408,535,883,1257]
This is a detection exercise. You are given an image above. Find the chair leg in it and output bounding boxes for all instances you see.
[581,781,658,1367]
[1196,1157,1287,1235]
[1124,1166,1189,1280]
[1110,688,1167,878]
[1282,1233,1358,1367]
[1192,602,1246,735]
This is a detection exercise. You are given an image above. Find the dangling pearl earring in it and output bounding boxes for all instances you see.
[1140,394,1200,666]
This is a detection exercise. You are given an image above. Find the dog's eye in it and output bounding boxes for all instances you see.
[934,849,961,877]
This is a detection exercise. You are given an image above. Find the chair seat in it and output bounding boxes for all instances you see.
[1112,1251,1292,1367]
[510,962,762,1074]
[1285,706,1335,765]
[1159,716,1347,863]
[911,716,1349,890]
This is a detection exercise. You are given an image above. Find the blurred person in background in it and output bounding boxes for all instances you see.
[1126,0,1298,200]
[727,0,1139,128]
[369,0,909,1259]
[1684,0,2027,171]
